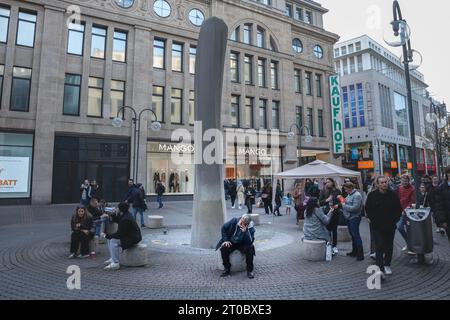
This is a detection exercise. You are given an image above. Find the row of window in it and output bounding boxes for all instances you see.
[153,38,197,73]
[230,24,276,51]
[342,83,365,129]
[0,7,37,47]
[230,96,279,130]
[335,55,364,76]
[285,3,314,25]
[294,69,322,97]
[296,106,325,137]
[230,52,279,89]
[229,23,324,59]
[113,0,205,27]
[334,41,362,57]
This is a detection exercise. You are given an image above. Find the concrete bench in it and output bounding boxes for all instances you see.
[147,215,164,229]
[300,239,326,261]
[217,250,247,272]
[119,243,149,267]
[250,214,260,226]
[337,226,351,242]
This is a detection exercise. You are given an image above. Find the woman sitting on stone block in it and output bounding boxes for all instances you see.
[69,206,94,259]
[303,197,336,242]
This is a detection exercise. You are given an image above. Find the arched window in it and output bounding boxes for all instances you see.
[269,37,277,52]
[292,38,303,53]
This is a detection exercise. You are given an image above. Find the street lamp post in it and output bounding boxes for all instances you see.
[112,106,161,182]
[287,124,312,167]
[391,1,419,195]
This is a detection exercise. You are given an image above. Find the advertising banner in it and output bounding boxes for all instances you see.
[0,157,30,193]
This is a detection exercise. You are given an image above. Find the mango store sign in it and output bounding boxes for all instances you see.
[0,157,29,193]
[329,75,344,154]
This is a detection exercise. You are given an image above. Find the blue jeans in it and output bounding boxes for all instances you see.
[397,214,407,243]
[133,208,145,226]
[347,216,363,247]
[157,195,163,208]
[107,238,121,264]
[94,216,109,236]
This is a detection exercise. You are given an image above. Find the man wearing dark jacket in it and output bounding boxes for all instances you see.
[365,176,403,276]
[216,214,256,279]
[104,202,142,270]
[435,168,450,244]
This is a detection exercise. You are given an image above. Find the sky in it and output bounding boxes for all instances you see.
[319,0,449,107]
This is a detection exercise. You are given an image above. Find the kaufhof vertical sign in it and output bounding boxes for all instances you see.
[329,75,344,154]
[0,157,30,193]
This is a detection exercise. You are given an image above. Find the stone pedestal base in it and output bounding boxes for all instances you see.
[119,243,149,267]
[300,239,326,261]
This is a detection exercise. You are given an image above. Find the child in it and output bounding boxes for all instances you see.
[283,193,294,215]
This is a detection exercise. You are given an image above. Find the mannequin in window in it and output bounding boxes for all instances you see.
[153,172,160,192]
[175,172,180,193]
[185,171,189,192]
[169,171,175,193]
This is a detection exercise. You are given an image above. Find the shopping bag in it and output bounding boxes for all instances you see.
[326,242,333,262]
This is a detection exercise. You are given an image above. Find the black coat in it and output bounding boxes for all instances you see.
[86,204,103,220]
[435,182,450,226]
[319,188,342,230]
[365,189,402,231]
[71,214,94,235]
[110,211,142,250]
[216,217,255,250]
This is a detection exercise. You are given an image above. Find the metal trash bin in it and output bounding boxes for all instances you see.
[405,208,433,254]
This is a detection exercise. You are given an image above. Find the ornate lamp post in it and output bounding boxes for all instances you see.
[287,123,312,167]
[112,106,161,182]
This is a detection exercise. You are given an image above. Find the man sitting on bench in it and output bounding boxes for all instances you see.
[104,202,142,270]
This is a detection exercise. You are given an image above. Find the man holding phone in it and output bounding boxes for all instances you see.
[216,214,256,279]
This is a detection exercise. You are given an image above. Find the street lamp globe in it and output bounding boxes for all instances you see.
[150,121,162,132]
[287,131,296,140]
[112,117,124,128]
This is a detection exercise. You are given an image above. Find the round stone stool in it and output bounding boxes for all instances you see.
[119,243,149,267]
[250,214,260,226]
[337,226,352,242]
[147,215,164,229]
[300,239,326,261]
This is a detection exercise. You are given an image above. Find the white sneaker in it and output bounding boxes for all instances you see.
[104,262,120,271]
[79,254,90,259]
[232,206,235,209]
[68,253,76,259]
[384,266,393,275]
[239,206,242,210]
[332,247,338,255]
[401,246,407,252]
[370,253,376,260]
[104,258,113,265]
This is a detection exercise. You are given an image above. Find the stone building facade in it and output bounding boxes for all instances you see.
[0,0,338,204]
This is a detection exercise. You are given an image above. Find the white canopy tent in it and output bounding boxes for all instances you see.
[273,160,362,194]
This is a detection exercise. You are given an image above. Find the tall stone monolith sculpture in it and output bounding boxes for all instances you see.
[190,17,228,249]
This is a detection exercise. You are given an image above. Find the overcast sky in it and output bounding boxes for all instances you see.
[319,0,449,107]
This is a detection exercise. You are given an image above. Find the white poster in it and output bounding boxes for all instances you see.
[0,157,30,193]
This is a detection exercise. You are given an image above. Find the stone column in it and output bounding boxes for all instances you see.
[191,17,228,249]
[31,6,65,204]
[132,26,152,185]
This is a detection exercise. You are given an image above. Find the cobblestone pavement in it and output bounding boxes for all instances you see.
[0,201,449,300]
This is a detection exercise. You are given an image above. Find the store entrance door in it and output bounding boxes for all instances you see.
[52,162,128,204]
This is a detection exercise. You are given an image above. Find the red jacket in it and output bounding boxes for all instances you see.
[397,185,416,210]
